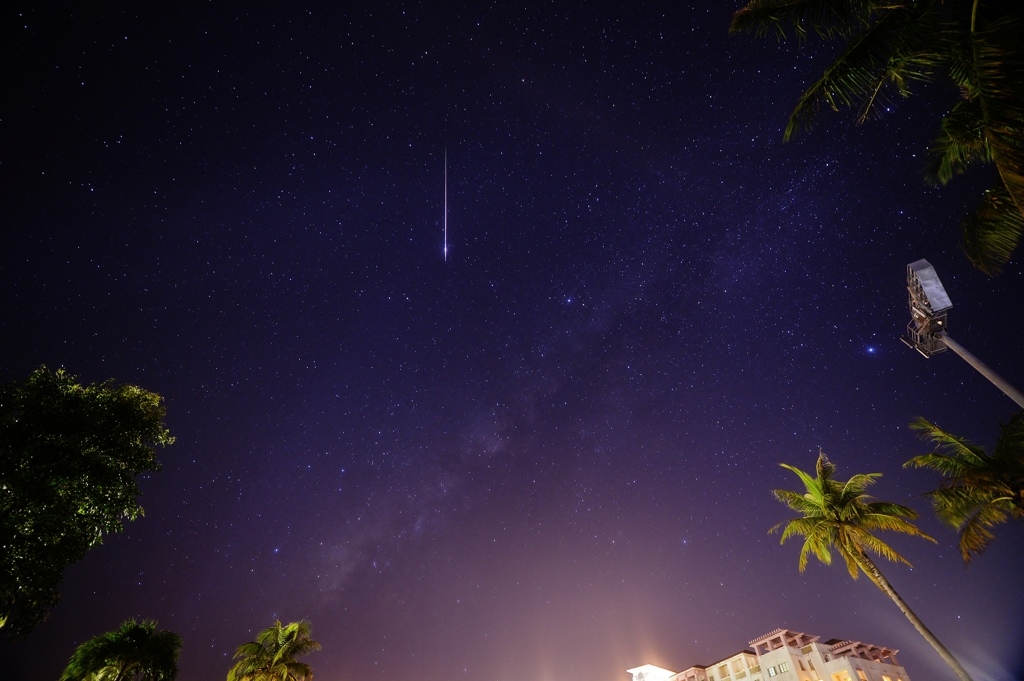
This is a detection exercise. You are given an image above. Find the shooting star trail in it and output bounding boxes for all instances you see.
[444,145,448,262]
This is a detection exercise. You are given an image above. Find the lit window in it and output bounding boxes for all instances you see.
[779,664,789,673]
[856,671,867,681]
[882,676,893,681]
[768,668,777,678]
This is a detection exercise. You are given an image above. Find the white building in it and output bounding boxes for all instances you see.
[627,628,911,681]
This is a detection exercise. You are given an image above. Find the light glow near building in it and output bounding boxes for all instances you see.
[628,629,910,681]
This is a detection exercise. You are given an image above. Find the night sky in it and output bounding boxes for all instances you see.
[2,3,1023,681]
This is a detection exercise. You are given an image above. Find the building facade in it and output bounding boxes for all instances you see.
[627,628,911,681]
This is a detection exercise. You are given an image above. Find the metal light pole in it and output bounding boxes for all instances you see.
[900,259,1024,408]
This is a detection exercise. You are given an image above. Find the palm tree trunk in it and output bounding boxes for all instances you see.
[856,553,974,681]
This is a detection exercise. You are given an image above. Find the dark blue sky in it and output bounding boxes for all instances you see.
[2,2,1022,681]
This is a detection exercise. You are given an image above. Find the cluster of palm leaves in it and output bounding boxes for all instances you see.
[731,0,1024,275]
[58,619,182,681]
[227,620,322,681]
[57,618,322,681]
[772,411,1023,681]
[770,454,934,580]
[907,411,1024,562]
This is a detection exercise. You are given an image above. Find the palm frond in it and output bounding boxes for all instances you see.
[971,10,1024,227]
[836,543,863,580]
[924,98,992,184]
[854,530,913,566]
[840,472,881,495]
[863,501,919,519]
[860,512,934,541]
[815,450,836,481]
[945,29,978,92]
[778,516,826,543]
[798,533,833,571]
[779,462,825,500]
[991,410,1024,463]
[961,182,1024,276]
[928,486,993,526]
[905,452,973,476]
[783,3,947,140]
[909,417,989,464]
[233,642,265,660]
[773,488,823,514]
[730,0,879,40]
[286,661,314,680]
[956,500,1010,562]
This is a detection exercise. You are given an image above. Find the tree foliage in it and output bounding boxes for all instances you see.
[731,0,1024,275]
[227,620,322,681]
[770,451,933,578]
[772,452,974,681]
[906,411,1024,563]
[0,366,174,638]
[59,619,182,681]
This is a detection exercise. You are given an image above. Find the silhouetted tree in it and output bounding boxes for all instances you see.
[0,366,174,637]
[59,619,182,681]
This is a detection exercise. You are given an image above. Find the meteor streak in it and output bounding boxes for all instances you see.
[443,145,448,262]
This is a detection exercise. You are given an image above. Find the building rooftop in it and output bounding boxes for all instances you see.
[827,639,899,664]
[748,629,819,652]
[627,665,678,678]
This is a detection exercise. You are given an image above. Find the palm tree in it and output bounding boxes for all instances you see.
[772,452,973,681]
[59,619,181,681]
[730,1,1024,275]
[227,620,322,681]
[906,411,1024,562]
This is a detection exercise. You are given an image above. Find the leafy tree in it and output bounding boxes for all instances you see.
[730,1,1024,275]
[772,452,973,681]
[0,366,174,638]
[227,620,322,681]
[906,411,1024,562]
[59,619,182,681]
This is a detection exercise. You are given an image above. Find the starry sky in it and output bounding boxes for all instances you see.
[2,2,1023,681]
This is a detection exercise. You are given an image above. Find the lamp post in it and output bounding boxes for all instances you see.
[901,259,1024,408]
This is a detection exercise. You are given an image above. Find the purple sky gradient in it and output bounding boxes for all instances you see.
[2,3,1022,680]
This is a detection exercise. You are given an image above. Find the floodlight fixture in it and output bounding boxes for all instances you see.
[901,259,1024,408]
[902,259,952,357]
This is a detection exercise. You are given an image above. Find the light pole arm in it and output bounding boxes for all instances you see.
[941,333,1024,409]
